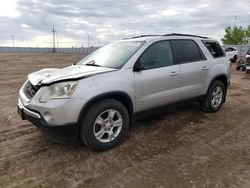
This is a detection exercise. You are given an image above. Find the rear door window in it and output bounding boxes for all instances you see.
[171,40,203,64]
[202,41,225,58]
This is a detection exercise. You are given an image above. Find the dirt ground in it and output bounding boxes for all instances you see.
[0,53,250,188]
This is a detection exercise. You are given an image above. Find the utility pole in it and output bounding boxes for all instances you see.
[51,26,56,53]
[87,32,90,54]
[234,16,237,27]
[11,35,14,47]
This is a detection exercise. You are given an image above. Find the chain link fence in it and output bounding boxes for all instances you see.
[0,47,98,54]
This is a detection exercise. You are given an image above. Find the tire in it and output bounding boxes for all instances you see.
[201,80,226,113]
[80,99,129,151]
[242,66,246,71]
[231,55,238,63]
[236,65,241,71]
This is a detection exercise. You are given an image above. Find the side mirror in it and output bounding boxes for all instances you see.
[133,61,145,72]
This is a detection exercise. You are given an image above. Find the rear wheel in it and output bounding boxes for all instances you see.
[201,80,226,112]
[80,99,129,151]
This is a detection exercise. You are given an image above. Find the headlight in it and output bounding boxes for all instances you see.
[40,81,78,102]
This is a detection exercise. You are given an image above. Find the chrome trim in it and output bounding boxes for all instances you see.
[18,98,41,119]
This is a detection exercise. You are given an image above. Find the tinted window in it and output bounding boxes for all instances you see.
[171,40,202,64]
[140,41,174,69]
[225,47,236,52]
[202,41,225,58]
[225,47,233,52]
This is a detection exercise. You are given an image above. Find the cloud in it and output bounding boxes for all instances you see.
[0,0,249,47]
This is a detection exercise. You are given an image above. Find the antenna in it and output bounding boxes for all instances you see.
[51,26,56,52]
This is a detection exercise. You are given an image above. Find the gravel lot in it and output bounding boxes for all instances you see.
[0,53,250,188]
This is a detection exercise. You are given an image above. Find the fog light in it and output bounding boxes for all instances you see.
[43,111,53,123]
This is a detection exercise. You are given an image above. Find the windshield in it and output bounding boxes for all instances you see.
[77,41,144,69]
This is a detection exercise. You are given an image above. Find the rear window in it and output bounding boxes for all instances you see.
[202,41,225,58]
[225,47,234,52]
[171,40,203,64]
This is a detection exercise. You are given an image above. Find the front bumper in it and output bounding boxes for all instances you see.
[17,99,80,144]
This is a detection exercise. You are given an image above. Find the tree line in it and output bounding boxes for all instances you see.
[221,25,250,45]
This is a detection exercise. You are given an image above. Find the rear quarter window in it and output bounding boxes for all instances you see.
[202,40,225,58]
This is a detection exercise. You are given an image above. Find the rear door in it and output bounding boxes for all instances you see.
[134,40,180,111]
[171,39,209,100]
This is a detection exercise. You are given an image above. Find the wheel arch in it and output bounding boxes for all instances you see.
[78,91,134,124]
[207,74,229,102]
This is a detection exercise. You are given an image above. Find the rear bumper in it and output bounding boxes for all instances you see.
[17,100,80,144]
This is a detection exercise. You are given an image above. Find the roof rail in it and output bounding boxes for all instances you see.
[123,35,162,40]
[163,33,208,39]
[123,33,209,40]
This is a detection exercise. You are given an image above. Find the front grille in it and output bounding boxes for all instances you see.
[24,81,40,99]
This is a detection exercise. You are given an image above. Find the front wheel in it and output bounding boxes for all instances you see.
[80,99,129,151]
[201,81,226,113]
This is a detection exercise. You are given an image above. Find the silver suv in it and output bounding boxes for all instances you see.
[18,33,230,151]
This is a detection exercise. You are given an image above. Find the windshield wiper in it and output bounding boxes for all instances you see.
[85,60,101,67]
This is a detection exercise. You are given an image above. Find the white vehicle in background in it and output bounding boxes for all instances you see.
[225,47,238,63]
[246,47,250,74]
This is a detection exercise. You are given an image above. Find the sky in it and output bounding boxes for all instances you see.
[0,0,249,47]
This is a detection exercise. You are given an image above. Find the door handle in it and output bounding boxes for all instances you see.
[202,66,208,70]
[170,71,178,76]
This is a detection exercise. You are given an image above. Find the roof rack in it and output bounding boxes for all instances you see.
[163,33,208,39]
[124,33,208,40]
[123,35,162,40]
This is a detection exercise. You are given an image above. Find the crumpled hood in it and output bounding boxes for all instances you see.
[28,65,116,85]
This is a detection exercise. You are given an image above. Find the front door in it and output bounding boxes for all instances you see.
[134,40,181,112]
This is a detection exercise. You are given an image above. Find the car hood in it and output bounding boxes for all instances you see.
[28,65,116,86]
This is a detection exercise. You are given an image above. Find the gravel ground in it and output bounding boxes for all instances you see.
[0,53,250,188]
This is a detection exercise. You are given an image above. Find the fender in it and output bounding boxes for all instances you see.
[78,91,134,124]
[206,74,229,103]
